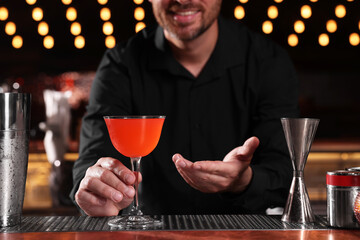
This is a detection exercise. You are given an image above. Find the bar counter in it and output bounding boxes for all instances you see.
[2,229,360,240]
[1,215,360,240]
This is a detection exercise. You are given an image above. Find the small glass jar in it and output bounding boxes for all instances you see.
[327,170,360,228]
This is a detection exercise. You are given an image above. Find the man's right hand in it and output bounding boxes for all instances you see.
[75,157,137,216]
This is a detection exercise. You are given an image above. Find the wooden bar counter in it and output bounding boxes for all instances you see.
[1,215,360,240]
[2,229,360,240]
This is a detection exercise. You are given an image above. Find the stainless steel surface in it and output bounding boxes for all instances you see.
[281,118,319,223]
[0,215,329,232]
[0,93,31,227]
[346,167,360,171]
[327,170,360,229]
[0,93,31,131]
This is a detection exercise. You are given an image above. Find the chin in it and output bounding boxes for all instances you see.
[168,26,205,41]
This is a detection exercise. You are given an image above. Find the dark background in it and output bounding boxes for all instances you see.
[0,0,359,141]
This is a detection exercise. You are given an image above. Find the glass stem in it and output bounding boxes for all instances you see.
[130,157,142,215]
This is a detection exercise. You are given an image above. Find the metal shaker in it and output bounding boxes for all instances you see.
[0,93,31,227]
[327,170,360,228]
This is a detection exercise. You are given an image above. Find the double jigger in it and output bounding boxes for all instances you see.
[281,118,320,223]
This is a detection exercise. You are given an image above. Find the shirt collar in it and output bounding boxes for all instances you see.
[147,16,246,78]
[148,26,192,78]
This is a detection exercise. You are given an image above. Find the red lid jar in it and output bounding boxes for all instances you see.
[327,170,360,187]
[327,170,360,228]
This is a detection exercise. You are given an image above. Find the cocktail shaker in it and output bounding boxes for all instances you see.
[0,93,31,227]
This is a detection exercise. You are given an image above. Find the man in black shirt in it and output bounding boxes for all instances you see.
[70,0,299,216]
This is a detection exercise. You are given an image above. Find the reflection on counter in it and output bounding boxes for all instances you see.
[24,153,78,216]
[24,153,51,209]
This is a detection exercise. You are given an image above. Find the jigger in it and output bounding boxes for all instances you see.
[281,118,319,223]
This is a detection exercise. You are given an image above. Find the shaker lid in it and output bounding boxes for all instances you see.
[327,170,360,187]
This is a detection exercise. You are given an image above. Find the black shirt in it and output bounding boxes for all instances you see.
[70,17,299,215]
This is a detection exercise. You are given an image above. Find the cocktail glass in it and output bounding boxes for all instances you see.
[104,115,165,228]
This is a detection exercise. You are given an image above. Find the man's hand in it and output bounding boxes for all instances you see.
[172,137,260,193]
[75,157,140,216]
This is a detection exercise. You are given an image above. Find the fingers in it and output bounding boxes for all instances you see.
[236,137,260,157]
[222,137,260,164]
[75,186,107,207]
[79,175,126,203]
[75,189,129,216]
[75,157,138,216]
[172,154,236,193]
[171,137,260,194]
[173,154,231,176]
[95,157,136,185]
[174,154,238,178]
[173,154,193,168]
[89,158,136,198]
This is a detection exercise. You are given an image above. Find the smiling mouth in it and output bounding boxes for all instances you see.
[170,9,200,23]
[175,10,199,16]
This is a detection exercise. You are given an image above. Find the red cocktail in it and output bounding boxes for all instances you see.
[104,116,165,229]
[104,117,165,158]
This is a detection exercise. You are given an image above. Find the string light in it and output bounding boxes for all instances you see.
[300,5,312,19]
[335,5,346,18]
[13,82,20,90]
[43,35,54,49]
[294,20,305,34]
[32,8,43,21]
[135,22,146,33]
[234,6,245,20]
[134,7,145,21]
[70,22,81,35]
[267,6,278,19]
[61,0,72,5]
[12,35,23,49]
[74,35,85,49]
[1,2,359,50]
[100,8,111,21]
[349,33,360,46]
[288,34,298,47]
[262,21,273,34]
[326,20,337,33]
[103,21,113,35]
[0,7,9,21]
[97,0,108,5]
[26,0,37,5]
[66,7,77,21]
[5,22,16,35]
[38,21,49,36]
[105,35,116,48]
[318,33,329,46]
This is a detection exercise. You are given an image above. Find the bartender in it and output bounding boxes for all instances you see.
[70,0,299,216]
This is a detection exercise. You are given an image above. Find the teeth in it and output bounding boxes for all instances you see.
[177,11,197,16]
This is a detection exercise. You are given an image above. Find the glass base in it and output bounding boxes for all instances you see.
[108,215,162,229]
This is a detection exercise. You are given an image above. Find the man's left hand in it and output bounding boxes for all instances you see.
[172,137,260,193]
